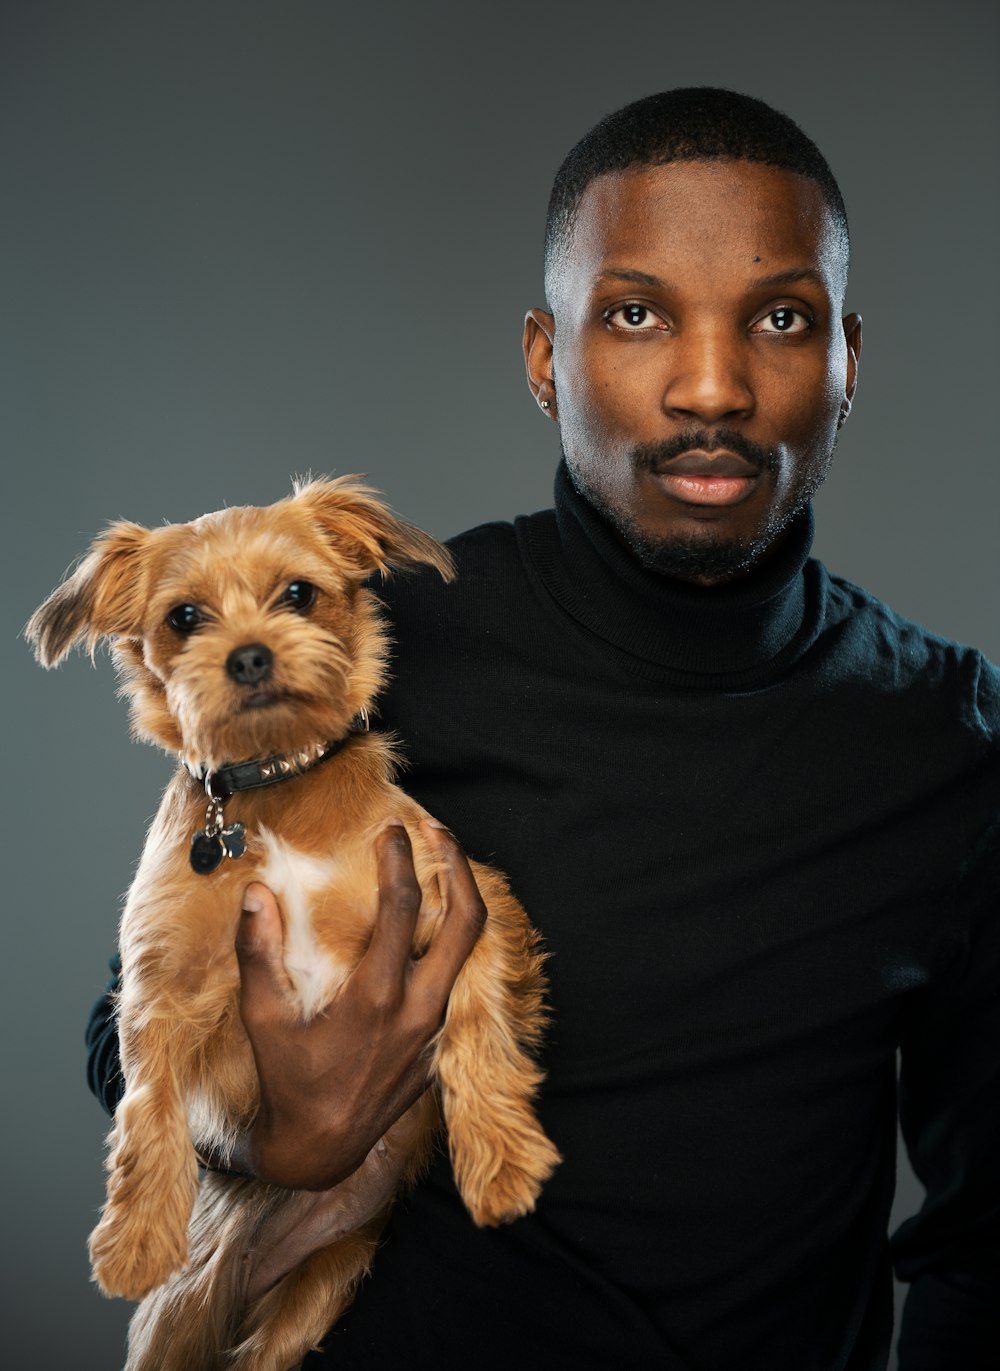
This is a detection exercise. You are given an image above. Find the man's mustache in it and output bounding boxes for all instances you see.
[632,429,778,476]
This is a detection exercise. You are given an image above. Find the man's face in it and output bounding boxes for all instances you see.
[524,160,861,583]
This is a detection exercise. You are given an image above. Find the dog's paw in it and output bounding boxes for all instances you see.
[457,1127,562,1227]
[89,1210,189,1300]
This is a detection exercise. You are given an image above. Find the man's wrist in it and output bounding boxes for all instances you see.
[243,1113,367,1191]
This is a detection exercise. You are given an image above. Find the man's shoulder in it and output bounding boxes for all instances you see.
[445,516,522,564]
[443,509,559,561]
[818,564,1000,741]
[377,512,550,613]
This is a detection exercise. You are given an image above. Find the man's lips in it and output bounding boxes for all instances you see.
[660,451,758,477]
[650,450,761,507]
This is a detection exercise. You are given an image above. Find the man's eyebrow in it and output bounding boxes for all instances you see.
[598,267,669,289]
[597,266,830,292]
[750,268,828,290]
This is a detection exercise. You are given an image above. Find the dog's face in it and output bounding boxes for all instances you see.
[27,478,453,769]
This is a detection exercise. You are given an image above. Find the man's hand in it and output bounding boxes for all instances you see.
[231,818,486,1190]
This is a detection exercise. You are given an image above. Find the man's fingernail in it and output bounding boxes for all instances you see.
[243,889,263,914]
[383,817,405,829]
[421,817,447,830]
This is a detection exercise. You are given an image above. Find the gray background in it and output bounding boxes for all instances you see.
[2,1,996,1366]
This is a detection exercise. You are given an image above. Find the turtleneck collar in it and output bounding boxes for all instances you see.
[519,461,825,690]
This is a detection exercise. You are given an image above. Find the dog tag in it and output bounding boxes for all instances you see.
[190,829,225,875]
[221,822,247,860]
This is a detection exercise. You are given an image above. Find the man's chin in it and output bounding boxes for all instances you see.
[623,526,766,585]
[568,462,775,584]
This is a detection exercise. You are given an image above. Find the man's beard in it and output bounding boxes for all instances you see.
[565,427,835,583]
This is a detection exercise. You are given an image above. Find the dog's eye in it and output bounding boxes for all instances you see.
[277,581,317,613]
[166,604,203,634]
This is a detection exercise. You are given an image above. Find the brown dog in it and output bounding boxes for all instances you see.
[27,478,560,1371]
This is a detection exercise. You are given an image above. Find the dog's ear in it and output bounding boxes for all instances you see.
[292,476,455,582]
[26,521,152,667]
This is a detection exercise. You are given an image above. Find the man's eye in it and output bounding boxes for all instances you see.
[166,604,203,634]
[277,581,317,612]
[606,303,665,330]
[752,307,812,335]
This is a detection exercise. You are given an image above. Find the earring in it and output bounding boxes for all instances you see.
[539,399,550,410]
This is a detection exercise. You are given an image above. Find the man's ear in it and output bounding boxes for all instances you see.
[523,308,558,419]
[842,312,862,416]
[25,522,151,667]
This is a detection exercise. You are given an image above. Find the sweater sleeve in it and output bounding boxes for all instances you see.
[890,798,1000,1367]
[85,953,124,1117]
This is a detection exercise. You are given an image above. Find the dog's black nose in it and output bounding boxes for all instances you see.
[226,643,273,686]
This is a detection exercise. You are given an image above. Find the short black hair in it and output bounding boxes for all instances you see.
[544,87,849,305]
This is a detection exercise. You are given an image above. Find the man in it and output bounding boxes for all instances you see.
[88,89,999,1368]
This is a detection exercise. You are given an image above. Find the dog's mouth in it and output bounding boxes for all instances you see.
[239,690,297,712]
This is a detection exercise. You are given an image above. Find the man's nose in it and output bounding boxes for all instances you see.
[661,328,753,424]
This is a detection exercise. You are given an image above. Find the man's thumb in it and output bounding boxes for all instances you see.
[236,883,283,977]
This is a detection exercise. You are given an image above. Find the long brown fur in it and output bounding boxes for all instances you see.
[27,477,560,1371]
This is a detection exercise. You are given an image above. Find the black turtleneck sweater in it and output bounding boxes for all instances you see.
[87,466,1000,1370]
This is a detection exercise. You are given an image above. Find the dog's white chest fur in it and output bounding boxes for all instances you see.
[254,828,347,1019]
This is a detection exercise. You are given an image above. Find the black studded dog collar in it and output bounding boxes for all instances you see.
[184,709,369,874]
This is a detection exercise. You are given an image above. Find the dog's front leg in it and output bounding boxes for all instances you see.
[89,1015,199,1300]
[433,877,561,1228]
